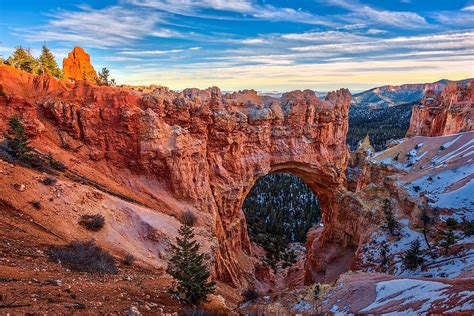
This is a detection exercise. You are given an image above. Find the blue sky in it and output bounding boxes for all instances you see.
[0,0,473,91]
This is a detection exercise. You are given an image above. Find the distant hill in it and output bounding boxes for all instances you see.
[351,79,473,109]
[347,102,414,151]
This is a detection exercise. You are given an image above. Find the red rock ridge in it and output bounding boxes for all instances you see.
[0,65,379,288]
[407,81,473,137]
[63,46,98,82]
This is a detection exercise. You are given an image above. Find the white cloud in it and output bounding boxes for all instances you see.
[119,46,201,55]
[120,49,185,55]
[17,5,178,48]
[127,0,333,25]
[280,30,368,42]
[290,31,474,54]
[240,38,270,45]
[105,56,143,61]
[462,5,474,12]
[319,0,429,28]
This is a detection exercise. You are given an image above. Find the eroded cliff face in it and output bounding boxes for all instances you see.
[406,81,473,137]
[62,46,98,82]
[0,64,376,287]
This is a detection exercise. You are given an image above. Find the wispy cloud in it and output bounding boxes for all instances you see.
[16,5,182,48]
[462,5,474,12]
[119,47,200,55]
[127,0,334,25]
[319,0,429,28]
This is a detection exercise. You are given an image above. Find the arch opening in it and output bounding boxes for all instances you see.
[242,172,322,273]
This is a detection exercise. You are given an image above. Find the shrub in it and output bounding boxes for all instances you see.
[123,253,135,266]
[31,200,42,209]
[42,176,57,186]
[47,154,66,171]
[78,214,105,231]
[463,220,474,237]
[445,217,458,229]
[181,210,197,227]
[242,288,259,301]
[47,240,117,273]
[3,116,34,161]
[439,145,446,150]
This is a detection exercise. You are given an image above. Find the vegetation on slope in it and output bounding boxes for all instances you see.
[347,102,414,151]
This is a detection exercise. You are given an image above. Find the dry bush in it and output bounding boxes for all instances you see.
[123,253,135,266]
[79,214,105,231]
[47,240,117,274]
[181,210,197,226]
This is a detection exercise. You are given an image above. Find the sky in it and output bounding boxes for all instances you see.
[0,0,473,92]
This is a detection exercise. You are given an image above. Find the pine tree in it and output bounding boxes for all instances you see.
[167,221,215,305]
[420,209,432,248]
[403,239,424,270]
[97,67,116,86]
[4,116,34,161]
[6,46,39,74]
[38,45,62,78]
[383,199,399,236]
[439,228,458,255]
[379,242,390,273]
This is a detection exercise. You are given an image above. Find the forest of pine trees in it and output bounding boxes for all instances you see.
[347,102,414,150]
[242,173,321,269]
[5,45,63,78]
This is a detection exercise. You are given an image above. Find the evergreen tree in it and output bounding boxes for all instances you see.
[420,209,432,248]
[4,116,34,161]
[438,227,458,255]
[97,67,116,86]
[167,220,215,305]
[463,220,474,237]
[403,239,424,270]
[379,242,390,273]
[383,199,399,236]
[38,45,62,78]
[6,46,39,74]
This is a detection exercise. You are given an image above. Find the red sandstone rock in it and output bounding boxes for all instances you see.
[62,46,98,82]
[406,81,473,137]
[0,65,361,288]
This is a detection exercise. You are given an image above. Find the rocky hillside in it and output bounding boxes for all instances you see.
[407,81,473,137]
[1,47,473,314]
[351,79,472,109]
[347,102,413,150]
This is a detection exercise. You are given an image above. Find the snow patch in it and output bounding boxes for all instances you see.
[361,279,451,314]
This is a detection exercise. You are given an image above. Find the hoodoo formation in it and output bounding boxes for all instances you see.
[62,46,98,82]
[407,81,473,137]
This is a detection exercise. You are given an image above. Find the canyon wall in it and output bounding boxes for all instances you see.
[406,81,473,137]
[0,64,375,287]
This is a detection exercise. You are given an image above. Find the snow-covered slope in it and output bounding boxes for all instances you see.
[371,131,473,212]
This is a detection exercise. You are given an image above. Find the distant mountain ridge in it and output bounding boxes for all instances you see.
[351,78,473,109]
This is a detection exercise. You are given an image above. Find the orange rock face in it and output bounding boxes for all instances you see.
[62,46,98,82]
[0,65,374,288]
[406,81,473,137]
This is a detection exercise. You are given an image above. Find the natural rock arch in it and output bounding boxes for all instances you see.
[0,66,370,287]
